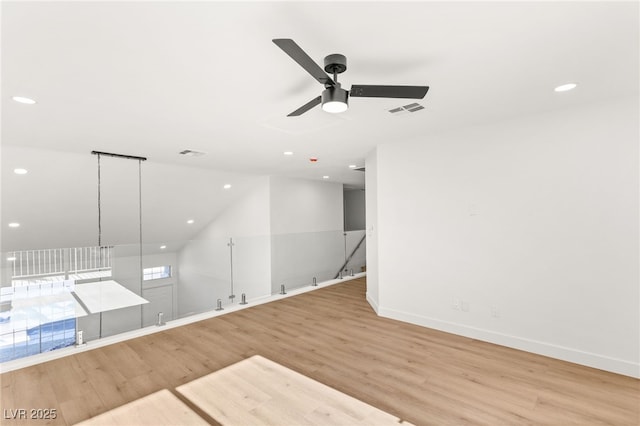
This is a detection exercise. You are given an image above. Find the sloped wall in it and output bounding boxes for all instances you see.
[178,177,272,317]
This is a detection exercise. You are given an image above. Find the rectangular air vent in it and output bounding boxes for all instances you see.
[179,149,206,157]
[407,105,424,112]
[388,102,425,115]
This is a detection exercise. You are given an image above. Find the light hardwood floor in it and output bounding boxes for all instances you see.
[1,278,638,425]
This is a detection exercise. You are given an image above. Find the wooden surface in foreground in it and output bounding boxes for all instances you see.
[177,355,411,425]
[74,389,208,426]
[1,278,639,425]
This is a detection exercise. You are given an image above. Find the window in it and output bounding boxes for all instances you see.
[143,266,171,281]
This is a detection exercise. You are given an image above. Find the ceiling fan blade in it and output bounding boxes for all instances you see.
[287,96,322,116]
[273,39,335,86]
[350,85,429,99]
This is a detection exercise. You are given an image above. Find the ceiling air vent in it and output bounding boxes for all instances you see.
[388,102,425,115]
[179,149,206,157]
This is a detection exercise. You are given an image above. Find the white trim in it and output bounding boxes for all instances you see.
[0,273,366,373]
[378,306,640,379]
[366,292,379,314]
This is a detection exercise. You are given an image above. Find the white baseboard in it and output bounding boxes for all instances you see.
[378,306,640,379]
[366,292,379,314]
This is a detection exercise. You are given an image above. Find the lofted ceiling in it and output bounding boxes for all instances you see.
[1,1,638,252]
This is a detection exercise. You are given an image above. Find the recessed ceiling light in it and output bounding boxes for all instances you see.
[7,257,16,261]
[223,184,232,189]
[12,96,36,104]
[554,83,577,92]
[8,223,20,228]
[160,245,167,249]
[14,168,28,175]
[322,176,330,179]
[284,151,293,156]
[187,219,194,224]
[348,165,357,169]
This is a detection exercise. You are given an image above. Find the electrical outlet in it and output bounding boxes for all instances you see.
[452,298,460,310]
[491,306,500,318]
[461,301,469,312]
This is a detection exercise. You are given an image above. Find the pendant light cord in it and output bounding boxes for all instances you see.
[138,160,143,278]
[139,159,143,253]
[139,159,144,328]
[97,153,102,248]
[96,153,103,339]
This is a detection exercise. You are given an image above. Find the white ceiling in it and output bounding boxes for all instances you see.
[2,1,638,251]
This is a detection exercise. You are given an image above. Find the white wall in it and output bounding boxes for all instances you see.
[1,146,97,251]
[178,175,346,309]
[178,177,272,316]
[197,176,272,239]
[269,176,344,292]
[344,188,366,231]
[371,97,639,377]
[269,176,344,234]
[365,149,380,313]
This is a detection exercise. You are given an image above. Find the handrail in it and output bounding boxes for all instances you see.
[335,233,366,279]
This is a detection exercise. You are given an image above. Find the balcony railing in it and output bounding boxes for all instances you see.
[1,232,366,365]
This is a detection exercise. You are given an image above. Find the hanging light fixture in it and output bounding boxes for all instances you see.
[91,150,147,335]
[321,83,349,113]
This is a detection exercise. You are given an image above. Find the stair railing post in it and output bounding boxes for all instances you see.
[227,238,235,302]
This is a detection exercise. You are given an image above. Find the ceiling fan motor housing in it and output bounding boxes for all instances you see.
[324,53,347,75]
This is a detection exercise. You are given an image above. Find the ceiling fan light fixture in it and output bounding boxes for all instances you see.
[321,86,348,113]
[322,101,348,114]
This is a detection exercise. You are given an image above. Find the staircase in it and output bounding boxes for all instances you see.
[335,233,366,279]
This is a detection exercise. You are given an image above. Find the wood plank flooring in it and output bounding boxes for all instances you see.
[1,278,639,425]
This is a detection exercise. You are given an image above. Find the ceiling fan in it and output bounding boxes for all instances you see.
[273,38,429,117]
